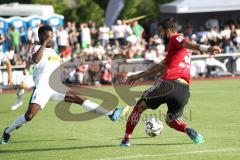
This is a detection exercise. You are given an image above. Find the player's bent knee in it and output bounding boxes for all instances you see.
[24,113,34,121]
[65,90,87,104]
[19,82,26,89]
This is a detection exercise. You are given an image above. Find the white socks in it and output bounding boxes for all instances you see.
[17,89,24,101]
[5,114,27,135]
[82,100,113,116]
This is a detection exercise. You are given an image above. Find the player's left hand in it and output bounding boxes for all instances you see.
[208,46,221,55]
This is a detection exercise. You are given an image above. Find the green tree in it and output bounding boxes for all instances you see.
[63,0,104,24]
[32,0,67,14]
[119,0,174,20]
[1,0,173,24]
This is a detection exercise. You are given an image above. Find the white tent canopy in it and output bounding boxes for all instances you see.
[0,2,54,17]
[160,0,240,14]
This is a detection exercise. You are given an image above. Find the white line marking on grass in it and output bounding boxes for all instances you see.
[96,148,240,160]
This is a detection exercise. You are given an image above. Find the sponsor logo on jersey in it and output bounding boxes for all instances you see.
[48,55,60,61]
[176,36,185,43]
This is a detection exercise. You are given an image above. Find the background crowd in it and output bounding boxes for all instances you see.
[1,15,240,85]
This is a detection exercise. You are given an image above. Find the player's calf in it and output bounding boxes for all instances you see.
[120,101,148,146]
[165,117,188,133]
[165,114,204,144]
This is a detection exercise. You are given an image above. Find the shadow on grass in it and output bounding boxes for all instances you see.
[115,136,153,140]
[11,138,80,144]
[0,141,192,154]
[134,142,193,146]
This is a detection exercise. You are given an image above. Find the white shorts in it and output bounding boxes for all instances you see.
[29,84,66,109]
[21,75,35,88]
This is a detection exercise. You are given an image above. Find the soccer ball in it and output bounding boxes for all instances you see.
[145,118,163,137]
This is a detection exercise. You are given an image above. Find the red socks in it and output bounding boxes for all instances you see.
[166,118,188,133]
[123,107,142,142]
[122,107,188,143]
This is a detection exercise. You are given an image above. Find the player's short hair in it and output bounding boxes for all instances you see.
[159,17,178,32]
[38,24,53,36]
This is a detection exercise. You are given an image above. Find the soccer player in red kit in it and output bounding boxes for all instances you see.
[120,17,221,146]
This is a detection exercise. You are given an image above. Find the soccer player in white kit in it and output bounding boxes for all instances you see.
[0,52,13,93]
[0,24,128,144]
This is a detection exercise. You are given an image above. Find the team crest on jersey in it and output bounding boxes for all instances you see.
[176,36,185,42]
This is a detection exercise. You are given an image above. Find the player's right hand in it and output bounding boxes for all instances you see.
[125,74,140,85]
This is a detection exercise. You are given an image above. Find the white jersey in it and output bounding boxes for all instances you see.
[32,45,61,86]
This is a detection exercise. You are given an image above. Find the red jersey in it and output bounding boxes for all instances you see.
[162,34,191,83]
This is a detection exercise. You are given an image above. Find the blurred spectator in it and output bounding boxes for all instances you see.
[207,27,219,45]
[32,24,40,43]
[99,23,110,48]
[0,33,5,52]
[76,63,88,85]
[27,26,33,43]
[57,25,69,53]
[205,14,220,31]
[150,19,159,36]
[221,25,234,53]
[81,23,91,49]
[20,27,27,46]
[72,43,81,56]
[88,60,100,85]
[100,68,112,84]
[183,19,193,38]
[9,26,20,54]
[132,21,144,41]
[112,20,126,40]
[90,21,98,45]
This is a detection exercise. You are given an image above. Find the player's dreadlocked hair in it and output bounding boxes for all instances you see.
[159,17,178,32]
[38,24,53,36]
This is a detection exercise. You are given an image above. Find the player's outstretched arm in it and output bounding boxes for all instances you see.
[32,33,52,63]
[182,40,221,55]
[125,60,166,85]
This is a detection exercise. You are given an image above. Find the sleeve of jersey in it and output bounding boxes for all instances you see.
[29,45,40,63]
[174,35,186,49]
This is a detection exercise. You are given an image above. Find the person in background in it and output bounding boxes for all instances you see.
[27,26,33,43]
[0,52,13,93]
[205,14,220,32]
[57,25,69,53]
[76,63,88,85]
[20,27,27,47]
[0,33,5,52]
[89,21,98,46]
[32,23,40,44]
[81,23,91,49]
[100,68,112,84]
[99,23,110,48]
[9,26,20,54]
[132,21,144,41]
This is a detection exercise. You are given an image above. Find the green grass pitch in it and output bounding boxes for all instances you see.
[0,79,240,160]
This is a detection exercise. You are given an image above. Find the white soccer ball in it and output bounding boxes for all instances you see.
[145,118,163,137]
